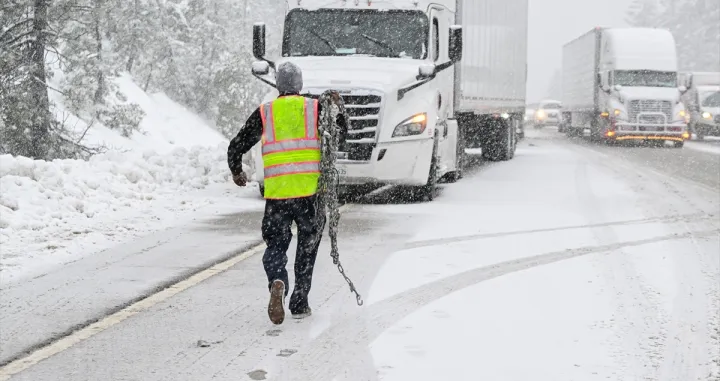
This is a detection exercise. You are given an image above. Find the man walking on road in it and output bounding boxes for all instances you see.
[227,62,346,325]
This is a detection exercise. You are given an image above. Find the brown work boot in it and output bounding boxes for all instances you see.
[268,280,286,325]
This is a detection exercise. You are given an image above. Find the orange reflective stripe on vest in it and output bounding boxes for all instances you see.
[262,139,321,155]
[264,161,320,178]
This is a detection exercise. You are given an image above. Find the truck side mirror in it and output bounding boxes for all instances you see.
[253,23,266,60]
[449,25,463,63]
[252,61,270,76]
[418,64,436,79]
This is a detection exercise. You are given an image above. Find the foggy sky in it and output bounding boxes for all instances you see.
[527,0,631,103]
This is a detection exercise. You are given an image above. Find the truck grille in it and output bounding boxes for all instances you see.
[303,90,382,161]
[628,100,672,124]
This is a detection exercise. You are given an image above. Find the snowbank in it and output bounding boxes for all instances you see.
[0,59,260,281]
[47,73,229,155]
[0,144,260,281]
[0,144,230,230]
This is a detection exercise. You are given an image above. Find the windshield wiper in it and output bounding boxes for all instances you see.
[298,26,337,53]
[360,33,397,57]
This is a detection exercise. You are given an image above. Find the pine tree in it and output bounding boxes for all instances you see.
[0,0,53,159]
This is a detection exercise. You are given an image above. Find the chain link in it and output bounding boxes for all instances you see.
[316,90,364,307]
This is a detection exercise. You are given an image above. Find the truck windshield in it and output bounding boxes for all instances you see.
[282,9,428,59]
[702,92,720,107]
[614,70,677,88]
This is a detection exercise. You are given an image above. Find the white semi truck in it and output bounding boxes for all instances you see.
[561,27,689,147]
[248,0,528,200]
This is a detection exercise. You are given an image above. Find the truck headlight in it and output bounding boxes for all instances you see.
[536,110,546,119]
[702,111,713,120]
[392,113,427,137]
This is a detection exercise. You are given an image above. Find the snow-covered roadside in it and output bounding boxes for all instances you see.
[0,145,262,284]
[0,62,264,284]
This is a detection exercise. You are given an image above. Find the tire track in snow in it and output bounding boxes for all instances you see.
[566,139,720,380]
[403,212,717,250]
[273,229,719,381]
[574,161,669,379]
[657,223,719,381]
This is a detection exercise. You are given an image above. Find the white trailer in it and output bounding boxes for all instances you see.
[248,0,529,199]
[455,0,528,155]
[561,27,689,147]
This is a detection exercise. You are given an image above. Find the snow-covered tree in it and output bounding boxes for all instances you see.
[1,0,53,159]
[54,0,145,137]
[627,0,720,72]
[2,0,287,158]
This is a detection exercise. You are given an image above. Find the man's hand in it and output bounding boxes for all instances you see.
[232,172,248,187]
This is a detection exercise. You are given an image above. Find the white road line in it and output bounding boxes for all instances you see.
[0,204,352,381]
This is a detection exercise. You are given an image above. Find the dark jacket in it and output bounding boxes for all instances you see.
[227,93,348,176]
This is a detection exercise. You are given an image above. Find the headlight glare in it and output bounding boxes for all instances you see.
[702,112,713,120]
[392,113,427,137]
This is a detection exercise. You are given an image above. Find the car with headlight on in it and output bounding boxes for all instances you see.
[693,90,720,139]
[533,100,562,129]
[680,72,720,140]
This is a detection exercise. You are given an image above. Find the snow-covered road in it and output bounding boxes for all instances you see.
[2,129,719,381]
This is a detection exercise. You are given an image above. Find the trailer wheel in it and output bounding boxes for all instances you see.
[673,141,684,148]
[565,126,579,138]
[482,118,515,162]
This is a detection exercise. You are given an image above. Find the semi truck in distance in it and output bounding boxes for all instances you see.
[247,0,528,200]
[560,27,689,147]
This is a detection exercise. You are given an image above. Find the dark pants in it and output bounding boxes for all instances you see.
[261,194,325,307]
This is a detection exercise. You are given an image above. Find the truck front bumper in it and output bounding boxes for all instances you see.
[613,122,689,142]
[335,138,434,186]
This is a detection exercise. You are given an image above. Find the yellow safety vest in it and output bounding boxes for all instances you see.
[259,95,321,200]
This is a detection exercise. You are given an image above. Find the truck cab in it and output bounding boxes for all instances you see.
[248,0,463,200]
[596,28,689,145]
